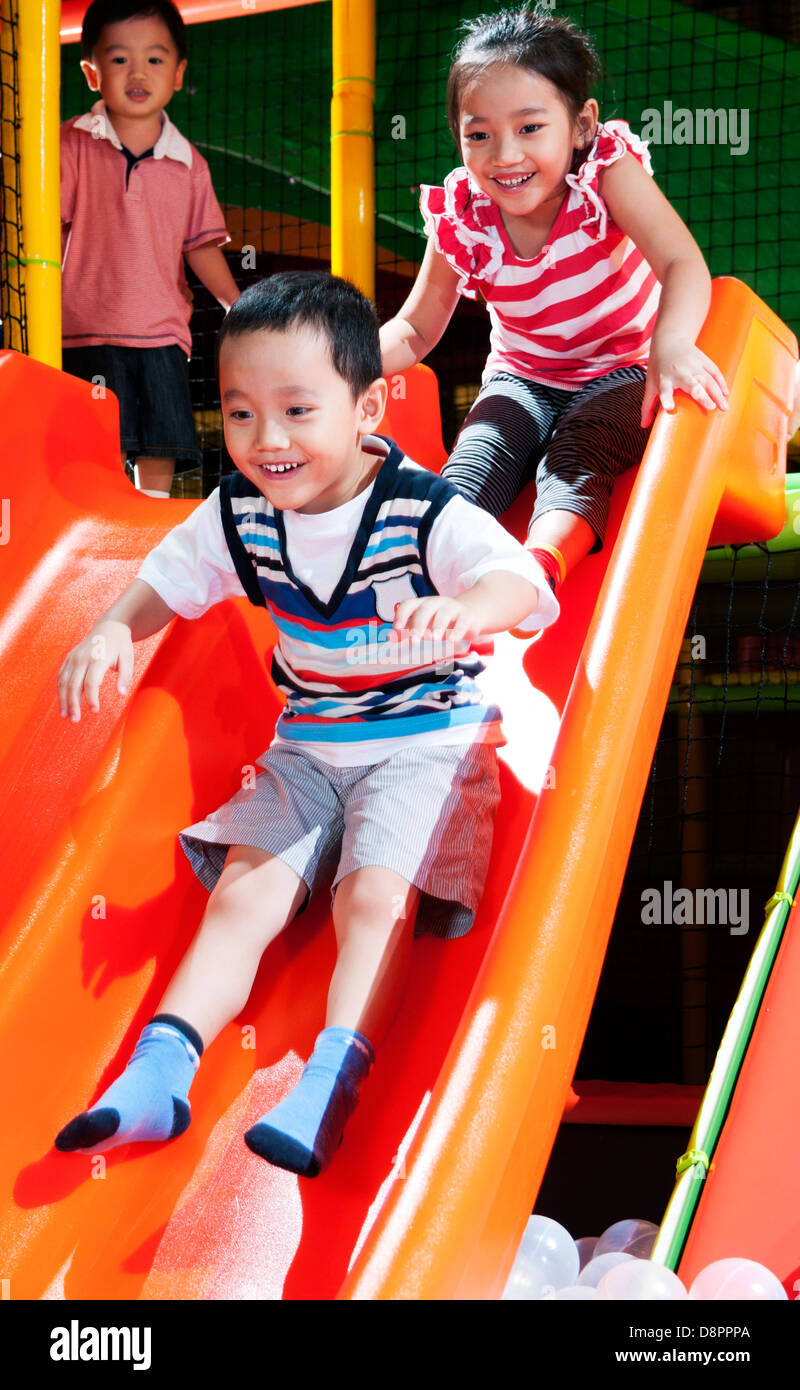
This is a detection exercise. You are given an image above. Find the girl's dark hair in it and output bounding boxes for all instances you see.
[446,5,601,148]
[215,272,383,400]
[81,0,187,61]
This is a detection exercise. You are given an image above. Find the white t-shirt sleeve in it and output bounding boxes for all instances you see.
[425,494,559,633]
[134,488,247,619]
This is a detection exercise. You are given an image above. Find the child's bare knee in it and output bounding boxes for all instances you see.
[198,895,289,957]
[205,859,305,943]
[334,869,416,937]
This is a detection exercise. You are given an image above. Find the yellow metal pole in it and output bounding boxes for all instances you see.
[1,0,24,349]
[17,0,61,365]
[330,0,374,300]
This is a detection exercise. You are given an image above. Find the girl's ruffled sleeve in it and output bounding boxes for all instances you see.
[565,119,654,242]
[419,167,504,299]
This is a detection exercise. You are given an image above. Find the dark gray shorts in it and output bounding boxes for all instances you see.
[62,343,201,471]
[178,740,501,939]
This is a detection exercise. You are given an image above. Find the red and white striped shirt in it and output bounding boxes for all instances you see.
[420,120,661,390]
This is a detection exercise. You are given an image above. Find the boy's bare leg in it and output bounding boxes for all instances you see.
[326,865,419,1045]
[133,457,176,495]
[55,846,306,1152]
[244,866,420,1175]
[156,844,309,1047]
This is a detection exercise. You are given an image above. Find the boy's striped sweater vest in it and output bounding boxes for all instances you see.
[218,441,500,751]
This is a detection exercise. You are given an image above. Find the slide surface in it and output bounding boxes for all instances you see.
[0,279,795,1300]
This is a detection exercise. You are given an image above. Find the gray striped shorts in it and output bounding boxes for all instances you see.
[178,740,501,939]
[443,365,652,552]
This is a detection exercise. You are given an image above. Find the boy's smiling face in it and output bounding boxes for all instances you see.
[81,14,186,122]
[219,324,387,514]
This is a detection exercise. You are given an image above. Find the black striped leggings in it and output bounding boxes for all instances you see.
[442,365,653,552]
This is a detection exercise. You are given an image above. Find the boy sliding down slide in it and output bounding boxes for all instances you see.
[55,272,558,1178]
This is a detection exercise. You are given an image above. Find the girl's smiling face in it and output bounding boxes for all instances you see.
[459,63,597,226]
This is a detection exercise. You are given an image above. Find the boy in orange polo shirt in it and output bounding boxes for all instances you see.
[61,0,240,497]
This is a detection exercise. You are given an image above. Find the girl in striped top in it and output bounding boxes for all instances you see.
[380,5,729,603]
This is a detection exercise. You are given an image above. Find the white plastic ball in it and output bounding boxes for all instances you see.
[594,1218,660,1258]
[577,1251,635,1287]
[502,1215,580,1300]
[553,1285,598,1300]
[596,1260,688,1301]
[626,1230,658,1260]
[688,1258,788,1301]
[575,1236,599,1270]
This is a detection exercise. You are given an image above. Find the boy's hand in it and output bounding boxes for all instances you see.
[642,337,729,427]
[393,594,484,646]
[58,620,134,723]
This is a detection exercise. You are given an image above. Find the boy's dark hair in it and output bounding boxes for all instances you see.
[216,273,383,401]
[446,5,601,150]
[81,0,187,62]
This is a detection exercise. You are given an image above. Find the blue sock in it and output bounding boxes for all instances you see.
[55,1014,203,1153]
[244,1026,374,1177]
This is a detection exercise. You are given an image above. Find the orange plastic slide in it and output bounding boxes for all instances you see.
[0,278,795,1300]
